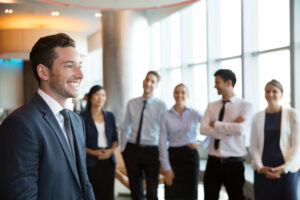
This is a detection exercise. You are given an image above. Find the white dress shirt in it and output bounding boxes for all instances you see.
[200,95,252,157]
[250,107,300,173]
[37,89,71,148]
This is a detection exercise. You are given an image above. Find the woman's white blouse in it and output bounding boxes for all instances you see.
[95,122,108,148]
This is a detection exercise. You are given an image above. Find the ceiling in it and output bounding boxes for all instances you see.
[0,0,102,36]
[0,0,195,36]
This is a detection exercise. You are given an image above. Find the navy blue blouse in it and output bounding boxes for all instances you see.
[262,112,284,167]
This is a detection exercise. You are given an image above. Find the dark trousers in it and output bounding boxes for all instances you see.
[122,143,160,200]
[165,146,199,200]
[204,156,245,200]
[87,158,115,200]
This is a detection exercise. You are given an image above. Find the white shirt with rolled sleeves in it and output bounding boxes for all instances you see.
[200,95,252,157]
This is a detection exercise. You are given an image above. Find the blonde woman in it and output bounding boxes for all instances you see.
[250,79,300,200]
[159,83,202,200]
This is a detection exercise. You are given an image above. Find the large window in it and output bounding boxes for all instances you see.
[148,0,294,115]
[258,50,291,109]
[258,0,290,51]
[182,65,208,112]
[220,0,241,58]
[149,22,161,70]
[192,1,207,63]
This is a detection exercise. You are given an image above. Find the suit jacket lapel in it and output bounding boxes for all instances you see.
[69,113,85,189]
[33,93,82,189]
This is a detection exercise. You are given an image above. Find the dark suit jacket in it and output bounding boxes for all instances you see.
[81,110,118,167]
[0,93,95,200]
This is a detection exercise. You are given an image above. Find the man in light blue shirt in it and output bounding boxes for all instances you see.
[121,71,167,200]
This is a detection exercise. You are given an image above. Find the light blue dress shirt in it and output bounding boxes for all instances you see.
[159,107,203,171]
[121,96,167,151]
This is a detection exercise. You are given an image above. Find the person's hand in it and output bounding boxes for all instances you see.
[187,143,201,149]
[259,166,281,179]
[209,121,216,127]
[234,116,245,123]
[97,148,113,160]
[164,170,175,186]
[93,149,103,157]
[269,166,284,178]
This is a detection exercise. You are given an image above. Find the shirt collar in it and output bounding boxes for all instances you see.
[222,95,238,103]
[38,89,64,115]
[170,106,191,116]
[141,95,155,103]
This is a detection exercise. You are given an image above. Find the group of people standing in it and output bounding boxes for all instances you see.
[82,69,300,200]
[0,32,299,200]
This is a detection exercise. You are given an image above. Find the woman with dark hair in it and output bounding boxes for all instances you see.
[159,83,203,200]
[250,79,300,200]
[81,85,118,200]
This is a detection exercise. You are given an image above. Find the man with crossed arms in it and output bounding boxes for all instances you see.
[200,69,252,200]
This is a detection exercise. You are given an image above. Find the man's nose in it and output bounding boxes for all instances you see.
[75,66,84,78]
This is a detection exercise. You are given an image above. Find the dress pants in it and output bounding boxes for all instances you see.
[122,143,160,200]
[87,158,115,200]
[165,146,199,200]
[204,156,245,200]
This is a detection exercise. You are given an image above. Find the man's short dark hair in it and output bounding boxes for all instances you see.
[146,71,160,83]
[29,33,75,85]
[214,69,237,87]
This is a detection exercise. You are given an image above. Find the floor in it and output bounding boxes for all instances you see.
[114,180,229,200]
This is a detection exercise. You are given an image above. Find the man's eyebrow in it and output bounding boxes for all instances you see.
[62,61,81,65]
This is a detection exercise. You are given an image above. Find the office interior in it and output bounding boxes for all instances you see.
[0,0,300,199]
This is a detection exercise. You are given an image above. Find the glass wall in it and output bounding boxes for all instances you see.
[148,0,293,115]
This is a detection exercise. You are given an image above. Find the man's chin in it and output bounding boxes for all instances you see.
[68,90,79,98]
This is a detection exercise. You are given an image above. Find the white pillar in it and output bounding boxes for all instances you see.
[102,11,149,123]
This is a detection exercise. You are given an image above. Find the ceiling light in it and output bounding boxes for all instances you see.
[4,9,13,14]
[51,11,59,16]
[94,13,101,18]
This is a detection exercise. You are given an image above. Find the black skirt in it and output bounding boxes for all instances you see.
[165,146,200,200]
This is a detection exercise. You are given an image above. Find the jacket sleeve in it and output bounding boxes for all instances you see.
[250,112,264,171]
[0,116,39,200]
[110,112,119,143]
[281,110,300,173]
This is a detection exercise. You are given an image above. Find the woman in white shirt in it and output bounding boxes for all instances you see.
[250,79,300,200]
[81,85,118,200]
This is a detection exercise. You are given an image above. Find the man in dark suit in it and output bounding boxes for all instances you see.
[0,33,95,200]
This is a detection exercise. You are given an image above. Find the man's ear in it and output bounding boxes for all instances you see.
[37,64,50,81]
[226,79,233,87]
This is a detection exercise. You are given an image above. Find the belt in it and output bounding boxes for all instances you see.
[209,155,245,164]
[127,142,158,149]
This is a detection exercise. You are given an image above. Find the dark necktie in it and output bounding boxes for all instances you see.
[136,100,147,145]
[60,109,76,161]
[214,100,230,150]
